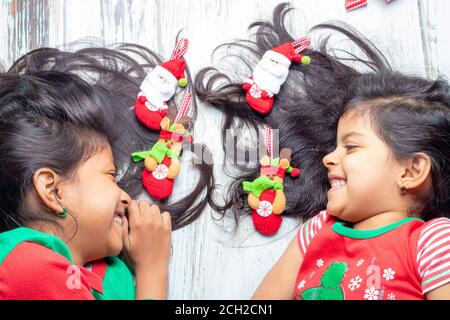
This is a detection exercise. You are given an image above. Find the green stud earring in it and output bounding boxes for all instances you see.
[55,207,68,218]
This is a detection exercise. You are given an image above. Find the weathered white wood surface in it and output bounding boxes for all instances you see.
[1,0,449,299]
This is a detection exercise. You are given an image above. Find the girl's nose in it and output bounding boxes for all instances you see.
[323,150,339,169]
[120,190,132,207]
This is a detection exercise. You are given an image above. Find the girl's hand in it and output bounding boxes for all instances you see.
[122,199,172,300]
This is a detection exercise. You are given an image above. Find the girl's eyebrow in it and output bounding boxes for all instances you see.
[340,132,365,141]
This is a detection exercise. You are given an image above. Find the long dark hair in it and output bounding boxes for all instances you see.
[0,41,216,232]
[195,3,450,224]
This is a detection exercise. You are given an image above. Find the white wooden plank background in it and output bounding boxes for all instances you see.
[1,0,449,299]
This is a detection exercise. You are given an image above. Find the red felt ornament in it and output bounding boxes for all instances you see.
[242,128,301,235]
[134,38,189,131]
[132,93,193,200]
[242,37,311,114]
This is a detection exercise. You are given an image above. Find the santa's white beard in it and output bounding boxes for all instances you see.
[140,71,177,104]
[252,59,290,95]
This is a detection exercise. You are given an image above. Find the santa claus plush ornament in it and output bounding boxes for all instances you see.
[132,93,194,200]
[242,37,311,114]
[242,128,300,236]
[134,39,189,131]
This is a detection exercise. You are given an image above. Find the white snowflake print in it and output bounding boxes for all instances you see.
[387,293,396,300]
[256,201,273,217]
[249,84,262,98]
[348,276,363,291]
[297,280,306,290]
[364,287,380,300]
[152,164,168,180]
[316,259,325,268]
[356,259,365,267]
[383,268,396,281]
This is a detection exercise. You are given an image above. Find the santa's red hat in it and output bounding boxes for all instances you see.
[273,43,301,63]
[160,58,188,87]
[264,42,311,67]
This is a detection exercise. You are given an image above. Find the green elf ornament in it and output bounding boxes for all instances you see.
[242,127,300,236]
[132,93,193,200]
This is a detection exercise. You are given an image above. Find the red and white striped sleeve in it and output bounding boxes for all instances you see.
[416,217,450,294]
[297,210,329,256]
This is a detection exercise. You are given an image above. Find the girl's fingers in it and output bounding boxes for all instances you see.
[142,204,162,226]
[149,204,161,218]
[140,200,162,225]
[161,211,172,231]
[131,199,168,229]
[138,199,151,215]
[122,215,130,251]
[127,199,140,229]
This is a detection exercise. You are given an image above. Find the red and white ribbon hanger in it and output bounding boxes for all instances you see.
[292,36,311,54]
[170,38,189,60]
[175,92,192,124]
[264,127,274,159]
[346,0,394,12]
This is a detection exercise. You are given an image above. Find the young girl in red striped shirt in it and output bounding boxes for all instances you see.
[193,2,450,299]
[253,73,450,300]
[192,3,450,299]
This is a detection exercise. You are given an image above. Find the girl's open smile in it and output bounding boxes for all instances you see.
[328,174,347,192]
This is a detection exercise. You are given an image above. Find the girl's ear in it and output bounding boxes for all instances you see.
[32,168,64,213]
[397,152,432,193]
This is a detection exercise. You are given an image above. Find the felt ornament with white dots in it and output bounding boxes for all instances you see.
[242,127,300,236]
[242,37,311,115]
[134,38,189,131]
[132,93,194,200]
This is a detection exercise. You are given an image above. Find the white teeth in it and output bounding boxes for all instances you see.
[114,215,123,225]
[330,179,347,190]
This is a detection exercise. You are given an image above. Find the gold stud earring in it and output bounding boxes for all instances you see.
[399,182,408,194]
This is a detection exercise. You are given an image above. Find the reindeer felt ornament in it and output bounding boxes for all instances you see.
[242,128,300,236]
[242,37,311,114]
[134,39,189,131]
[132,93,193,200]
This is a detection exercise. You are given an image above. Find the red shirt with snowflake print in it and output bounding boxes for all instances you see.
[295,211,450,300]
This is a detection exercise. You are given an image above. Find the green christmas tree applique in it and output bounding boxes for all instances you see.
[301,262,348,300]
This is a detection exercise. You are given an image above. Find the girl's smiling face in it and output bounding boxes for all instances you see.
[322,111,409,225]
[56,144,131,264]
